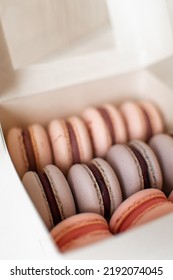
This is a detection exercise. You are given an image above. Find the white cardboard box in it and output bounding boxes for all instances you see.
[1,70,173,259]
[0,0,108,69]
[1,0,173,260]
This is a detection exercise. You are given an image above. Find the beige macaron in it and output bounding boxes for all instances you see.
[48,116,93,174]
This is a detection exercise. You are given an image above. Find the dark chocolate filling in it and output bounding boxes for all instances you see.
[37,171,62,226]
[97,107,115,144]
[88,163,111,220]
[22,128,37,171]
[140,107,153,141]
[129,145,150,188]
[66,121,80,164]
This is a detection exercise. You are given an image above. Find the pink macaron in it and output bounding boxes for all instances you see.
[68,158,122,220]
[51,213,112,253]
[149,133,173,196]
[7,124,53,178]
[22,164,76,230]
[109,189,173,234]
[119,100,165,142]
[48,116,93,174]
[81,103,128,157]
[106,140,163,199]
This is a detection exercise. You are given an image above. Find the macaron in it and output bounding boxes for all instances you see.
[106,140,163,199]
[149,133,173,196]
[7,124,53,178]
[168,190,173,202]
[68,158,122,220]
[119,100,165,142]
[81,103,128,157]
[109,189,173,234]
[51,213,112,253]
[22,164,76,230]
[48,116,93,174]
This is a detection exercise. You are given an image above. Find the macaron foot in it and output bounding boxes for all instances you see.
[51,213,112,253]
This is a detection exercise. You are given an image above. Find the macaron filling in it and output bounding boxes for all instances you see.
[116,195,167,233]
[66,121,80,164]
[37,171,62,226]
[128,145,150,189]
[57,221,108,248]
[139,106,153,141]
[88,163,111,220]
[97,107,115,144]
[22,129,37,171]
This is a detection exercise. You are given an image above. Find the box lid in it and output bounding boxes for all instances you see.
[0,0,173,101]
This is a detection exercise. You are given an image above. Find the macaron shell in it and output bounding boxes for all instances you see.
[129,140,163,190]
[68,164,104,215]
[130,201,173,228]
[81,107,112,157]
[48,119,73,173]
[22,171,54,230]
[67,116,93,163]
[59,229,111,253]
[138,101,165,135]
[149,134,173,195]
[7,127,29,178]
[168,190,173,202]
[22,165,76,230]
[90,158,122,215]
[51,213,111,253]
[43,165,76,219]
[106,144,144,198]
[101,103,128,143]
[68,158,122,218]
[28,124,53,170]
[119,101,147,141]
[51,213,109,240]
[109,189,166,234]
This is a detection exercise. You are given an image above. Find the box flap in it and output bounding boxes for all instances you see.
[0,0,173,101]
[107,0,173,69]
[1,0,173,72]
[0,0,108,69]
